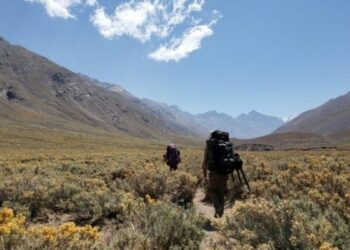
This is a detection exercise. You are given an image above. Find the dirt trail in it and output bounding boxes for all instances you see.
[193,188,226,249]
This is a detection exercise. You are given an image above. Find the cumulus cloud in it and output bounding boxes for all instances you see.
[148,16,219,62]
[25,0,97,19]
[90,0,205,43]
[25,0,220,62]
[91,1,166,43]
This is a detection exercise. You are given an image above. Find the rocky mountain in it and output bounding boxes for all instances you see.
[0,36,286,141]
[275,91,350,135]
[0,36,201,141]
[140,99,208,136]
[95,83,209,137]
[195,110,284,139]
[97,82,285,139]
[79,74,136,99]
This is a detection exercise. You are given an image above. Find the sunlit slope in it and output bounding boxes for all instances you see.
[0,36,202,141]
[275,91,350,134]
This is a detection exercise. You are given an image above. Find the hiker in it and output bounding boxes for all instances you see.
[164,143,181,171]
[202,130,232,218]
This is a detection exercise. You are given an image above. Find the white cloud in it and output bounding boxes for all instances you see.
[166,0,203,25]
[91,1,167,43]
[148,16,219,62]
[85,0,97,7]
[187,0,204,13]
[90,0,206,43]
[25,0,220,62]
[25,0,97,19]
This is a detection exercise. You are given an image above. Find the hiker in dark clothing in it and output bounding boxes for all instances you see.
[202,131,230,218]
[203,130,250,218]
[164,143,181,171]
[202,146,228,218]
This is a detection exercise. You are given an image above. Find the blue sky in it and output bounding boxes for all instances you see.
[0,0,349,119]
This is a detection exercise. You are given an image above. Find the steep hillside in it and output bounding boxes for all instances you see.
[275,91,350,134]
[0,37,201,141]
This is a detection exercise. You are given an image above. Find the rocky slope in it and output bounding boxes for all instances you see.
[0,37,201,140]
[275,91,350,135]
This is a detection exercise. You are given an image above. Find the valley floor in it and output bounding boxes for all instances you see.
[0,138,349,249]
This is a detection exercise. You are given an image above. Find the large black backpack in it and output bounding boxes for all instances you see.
[166,145,180,166]
[206,130,242,175]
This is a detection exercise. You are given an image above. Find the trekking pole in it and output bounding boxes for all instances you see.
[236,169,244,188]
[239,169,251,194]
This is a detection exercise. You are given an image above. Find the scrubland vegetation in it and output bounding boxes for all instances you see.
[0,146,349,249]
[215,151,350,250]
[0,147,204,249]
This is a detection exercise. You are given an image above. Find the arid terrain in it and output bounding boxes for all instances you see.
[0,134,349,249]
[0,25,349,250]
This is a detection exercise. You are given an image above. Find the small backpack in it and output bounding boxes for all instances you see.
[206,130,241,175]
[166,144,180,166]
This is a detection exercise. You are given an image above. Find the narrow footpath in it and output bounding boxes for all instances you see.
[193,188,226,249]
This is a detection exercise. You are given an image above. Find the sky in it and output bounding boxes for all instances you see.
[0,0,349,119]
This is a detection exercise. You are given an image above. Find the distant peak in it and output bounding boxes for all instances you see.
[249,110,260,115]
[237,110,262,118]
[203,110,232,117]
[205,110,220,115]
[236,112,247,118]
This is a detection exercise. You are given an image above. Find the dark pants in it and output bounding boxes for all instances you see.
[208,171,228,217]
[169,164,178,171]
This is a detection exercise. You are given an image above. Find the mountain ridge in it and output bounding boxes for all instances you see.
[95,76,285,139]
[0,36,203,142]
[0,36,285,141]
[1,35,349,147]
[194,110,284,139]
[275,91,350,135]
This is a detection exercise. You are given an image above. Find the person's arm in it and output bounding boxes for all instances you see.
[202,146,208,179]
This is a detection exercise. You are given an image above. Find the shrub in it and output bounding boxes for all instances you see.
[0,208,101,249]
[106,202,204,250]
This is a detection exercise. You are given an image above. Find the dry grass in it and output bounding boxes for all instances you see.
[0,142,204,250]
[0,134,349,249]
[215,151,350,250]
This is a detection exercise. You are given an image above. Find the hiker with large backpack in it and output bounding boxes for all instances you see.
[202,130,249,218]
[164,143,181,171]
